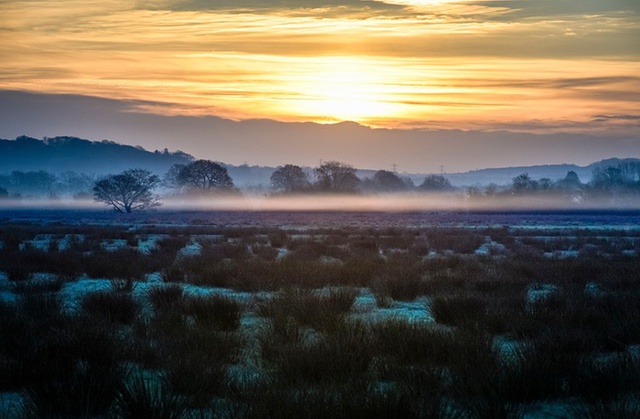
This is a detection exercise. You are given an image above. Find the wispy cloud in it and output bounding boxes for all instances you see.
[1,0,638,134]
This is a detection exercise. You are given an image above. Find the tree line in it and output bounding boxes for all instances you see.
[0,171,95,200]
[2,159,639,212]
[90,160,456,212]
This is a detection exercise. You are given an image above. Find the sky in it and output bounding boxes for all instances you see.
[1,0,639,171]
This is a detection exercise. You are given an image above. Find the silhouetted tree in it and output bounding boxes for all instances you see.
[314,161,360,193]
[270,164,309,193]
[0,186,8,199]
[591,166,624,190]
[420,174,453,191]
[177,160,234,191]
[370,170,408,192]
[616,161,640,184]
[59,171,95,195]
[93,169,161,213]
[511,173,538,193]
[539,178,553,191]
[484,183,499,196]
[162,163,187,190]
[3,170,57,196]
[560,171,582,188]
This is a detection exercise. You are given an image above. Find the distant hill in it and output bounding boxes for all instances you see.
[443,158,640,187]
[0,136,194,176]
[0,136,277,188]
[1,136,638,189]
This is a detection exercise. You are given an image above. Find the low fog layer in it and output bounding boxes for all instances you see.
[2,193,639,212]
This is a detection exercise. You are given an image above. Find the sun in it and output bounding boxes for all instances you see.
[290,57,402,123]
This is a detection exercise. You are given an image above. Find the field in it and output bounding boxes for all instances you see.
[1,209,640,418]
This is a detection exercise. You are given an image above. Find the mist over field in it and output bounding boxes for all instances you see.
[2,193,640,214]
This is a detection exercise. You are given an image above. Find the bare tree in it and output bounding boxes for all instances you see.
[93,169,161,213]
[371,170,408,192]
[177,160,234,191]
[420,174,453,191]
[511,173,538,193]
[314,161,360,193]
[162,163,187,190]
[270,164,309,193]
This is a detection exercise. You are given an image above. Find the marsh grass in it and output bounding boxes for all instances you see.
[257,287,358,333]
[12,275,68,294]
[570,398,640,419]
[113,373,189,419]
[2,222,640,417]
[81,291,139,325]
[23,364,123,418]
[148,283,185,315]
[430,294,486,328]
[160,326,241,406]
[110,277,136,293]
[185,294,243,331]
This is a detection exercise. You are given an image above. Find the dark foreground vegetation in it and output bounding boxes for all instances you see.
[1,217,640,418]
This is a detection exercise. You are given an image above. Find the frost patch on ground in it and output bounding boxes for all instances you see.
[181,284,266,304]
[237,313,271,369]
[137,234,167,254]
[475,241,507,256]
[352,290,432,323]
[493,335,522,361]
[101,239,128,252]
[627,344,640,359]
[30,272,58,282]
[522,401,575,419]
[145,271,164,283]
[526,283,558,306]
[0,273,14,303]
[58,234,85,250]
[0,392,24,418]
[584,281,603,297]
[544,250,579,259]
[275,248,288,259]
[424,251,439,260]
[178,241,202,257]
[353,289,377,312]
[319,256,342,265]
[58,279,112,312]
[0,290,17,303]
[20,234,54,251]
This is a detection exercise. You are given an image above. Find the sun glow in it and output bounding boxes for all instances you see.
[289,58,403,123]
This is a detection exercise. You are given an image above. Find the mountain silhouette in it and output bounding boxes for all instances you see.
[0,136,193,175]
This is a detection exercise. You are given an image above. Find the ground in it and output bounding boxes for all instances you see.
[1,209,639,418]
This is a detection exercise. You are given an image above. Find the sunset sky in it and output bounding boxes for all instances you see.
[1,1,639,171]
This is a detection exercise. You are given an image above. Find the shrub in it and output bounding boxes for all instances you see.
[81,291,140,325]
[110,277,136,293]
[23,364,124,418]
[185,294,243,331]
[570,398,640,419]
[160,327,241,406]
[430,294,486,328]
[113,373,189,419]
[257,287,357,333]
[12,275,68,294]
[148,283,185,316]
